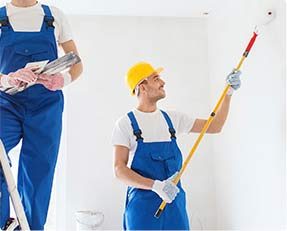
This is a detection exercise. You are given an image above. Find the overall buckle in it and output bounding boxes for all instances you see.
[133,129,143,141]
[169,128,176,139]
[0,17,9,27]
[44,16,55,28]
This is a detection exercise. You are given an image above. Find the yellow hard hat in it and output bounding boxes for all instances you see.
[125,62,163,95]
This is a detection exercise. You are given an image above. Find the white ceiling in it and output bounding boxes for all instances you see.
[44,0,215,17]
[1,0,217,17]
[1,0,280,20]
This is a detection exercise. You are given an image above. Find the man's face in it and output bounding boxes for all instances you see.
[139,72,166,101]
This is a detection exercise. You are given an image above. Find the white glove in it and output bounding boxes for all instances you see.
[226,69,242,95]
[152,174,180,203]
[0,68,38,88]
[36,72,72,91]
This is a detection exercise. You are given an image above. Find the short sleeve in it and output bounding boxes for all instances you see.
[111,117,131,149]
[51,6,73,43]
[167,111,195,135]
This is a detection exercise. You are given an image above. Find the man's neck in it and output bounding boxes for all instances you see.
[11,0,38,7]
[137,101,157,113]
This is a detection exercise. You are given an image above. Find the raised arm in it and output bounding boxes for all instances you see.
[190,70,241,134]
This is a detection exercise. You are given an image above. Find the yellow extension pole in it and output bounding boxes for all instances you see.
[154,31,258,218]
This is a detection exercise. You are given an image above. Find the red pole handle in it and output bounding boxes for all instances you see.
[243,32,258,57]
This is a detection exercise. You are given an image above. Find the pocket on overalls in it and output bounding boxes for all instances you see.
[150,151,174,161]
[150,152,177,179]
[14,45,48,63]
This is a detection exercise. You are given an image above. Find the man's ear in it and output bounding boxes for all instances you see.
[139,84,146,94]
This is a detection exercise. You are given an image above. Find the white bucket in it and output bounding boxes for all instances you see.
[75,211,104,230]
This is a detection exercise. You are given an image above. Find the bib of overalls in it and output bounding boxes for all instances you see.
[0,5,58,74]
[123,110,190,230]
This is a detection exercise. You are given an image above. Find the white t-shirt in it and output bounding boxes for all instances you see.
[0,2,72,44]
[112,109,195,166]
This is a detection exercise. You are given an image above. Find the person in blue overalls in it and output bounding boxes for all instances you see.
[0,0,83,229]
[112,62,241,230]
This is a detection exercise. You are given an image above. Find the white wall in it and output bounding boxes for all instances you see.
[53,1,286,230]
[2,0,284,230]
[207,0,286,229]
[61,16,216,230]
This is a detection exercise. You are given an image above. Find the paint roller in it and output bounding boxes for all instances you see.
[154,10,276,218]
[255,9,276,34]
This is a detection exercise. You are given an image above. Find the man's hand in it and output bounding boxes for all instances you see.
[152,176,180,203]
[36,72,72,91]
[1,67,38,88]
[226,69,242,95]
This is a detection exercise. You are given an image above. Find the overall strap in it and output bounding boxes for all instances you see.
[127,111,144,142]
[41,5,55,29]
[160,110,177,140]
[0,6,12,32]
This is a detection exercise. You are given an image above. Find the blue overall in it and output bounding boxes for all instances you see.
[124,110,190,230]
[0,5,63,230]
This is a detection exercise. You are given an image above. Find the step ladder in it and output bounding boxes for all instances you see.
[0,140,30,231]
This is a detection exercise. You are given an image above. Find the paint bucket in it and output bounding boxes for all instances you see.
[75,211,104,230]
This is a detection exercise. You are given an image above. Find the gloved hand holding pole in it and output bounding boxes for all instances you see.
[152,180,179,204]
[152,172,180,203]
